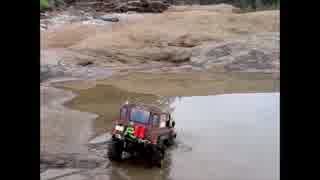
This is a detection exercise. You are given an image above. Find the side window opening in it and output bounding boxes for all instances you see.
[160,114,167,128]
[152,114,160,127]
[164,114,170,127]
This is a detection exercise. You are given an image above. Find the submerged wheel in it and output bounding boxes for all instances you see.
[107,139,123,161]
[165,134,176,147]
[150,146,165,168]
[165,137,175,147]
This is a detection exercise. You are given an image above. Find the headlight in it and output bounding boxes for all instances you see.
[115,125,124,132]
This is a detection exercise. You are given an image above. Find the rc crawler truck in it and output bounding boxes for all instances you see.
[107,103,177,167]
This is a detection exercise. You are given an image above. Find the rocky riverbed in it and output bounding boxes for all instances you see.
[41,4,279,81]
[41,4,279,180]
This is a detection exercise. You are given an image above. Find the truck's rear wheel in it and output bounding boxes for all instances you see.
[107,139,123,161]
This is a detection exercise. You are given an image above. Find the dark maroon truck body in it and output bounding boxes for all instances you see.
[111,103,176,145]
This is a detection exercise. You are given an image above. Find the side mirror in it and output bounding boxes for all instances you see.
[172,121,175,128]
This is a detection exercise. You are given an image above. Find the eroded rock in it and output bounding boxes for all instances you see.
[98,15,119,22]
[190,33,280,73]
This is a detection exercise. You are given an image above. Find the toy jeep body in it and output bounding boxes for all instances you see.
[107,103,176,167]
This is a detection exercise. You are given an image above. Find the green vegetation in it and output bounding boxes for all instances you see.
[40,0,49,11]
[40,0,66,11]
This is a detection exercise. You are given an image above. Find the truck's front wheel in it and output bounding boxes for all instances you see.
[107,139,123,161]
[150,146,165,168]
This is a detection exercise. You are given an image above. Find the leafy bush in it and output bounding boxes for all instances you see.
[40,0,49,10]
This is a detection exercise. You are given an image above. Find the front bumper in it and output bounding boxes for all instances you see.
[112,134,153,154]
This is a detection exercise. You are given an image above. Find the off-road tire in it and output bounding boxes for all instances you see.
[107,139,123,161]
[164,133,176,147]
[150,146,165,168]
[165,137,175,147]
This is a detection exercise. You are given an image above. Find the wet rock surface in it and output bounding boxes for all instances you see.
[40,152,106,171]
[72,0,170,13]
[41,6,279,77]
[98,15,120,22]
[190,32,279,73]
[40,9,145,32]
[41,64,66,82]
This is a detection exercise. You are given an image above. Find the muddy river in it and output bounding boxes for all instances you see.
[41,82,279,180]
[107,92,279,180]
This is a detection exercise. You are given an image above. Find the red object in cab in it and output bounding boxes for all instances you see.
[134,125,146,139]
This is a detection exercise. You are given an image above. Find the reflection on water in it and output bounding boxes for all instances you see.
[66,84,279,180]
[169,93,279,180]
[105,93,279,180]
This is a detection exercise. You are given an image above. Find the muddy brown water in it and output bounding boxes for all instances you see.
[48,85,279,180]
[115,93,278,180]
